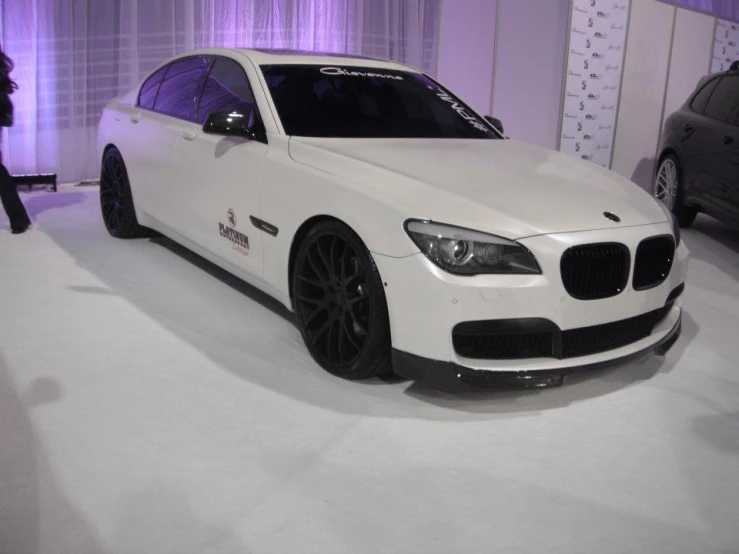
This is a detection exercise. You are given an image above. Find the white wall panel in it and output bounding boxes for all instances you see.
[663,8,715,122]
[491,0,570,149]
[558,0,631,169]
[436,0,497,115]
[611,0,675,190]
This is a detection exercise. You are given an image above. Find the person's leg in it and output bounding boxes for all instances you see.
[0,163,31,232]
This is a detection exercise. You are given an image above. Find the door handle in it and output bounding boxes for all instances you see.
[682,124,693,132]
[181,130,197,142]
[723,135,735,145]
[130,113,141,124]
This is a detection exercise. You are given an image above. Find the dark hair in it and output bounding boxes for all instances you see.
[0,46,18,94]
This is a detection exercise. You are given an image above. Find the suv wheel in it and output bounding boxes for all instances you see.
[654,154,697,227]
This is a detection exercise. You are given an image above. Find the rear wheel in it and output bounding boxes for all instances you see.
[100,147,148,238]
[292,221,392,380]
[654,154,697,227]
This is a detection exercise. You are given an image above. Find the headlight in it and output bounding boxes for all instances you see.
[671,213,681,247]
[404,220,541,275]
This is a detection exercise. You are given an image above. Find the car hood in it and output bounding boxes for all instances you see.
[288,137,667,239]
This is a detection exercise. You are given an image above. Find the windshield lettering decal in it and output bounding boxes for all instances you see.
[320,67,403,80]
[435,90,489,132]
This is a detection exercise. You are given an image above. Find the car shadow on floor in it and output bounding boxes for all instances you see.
[42,190,695,419]
[683,215,739,278]
[23,190,88,219]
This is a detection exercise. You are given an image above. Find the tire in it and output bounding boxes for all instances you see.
[292,220,392,380]
[654,154,697,228]
[100,147,148,238]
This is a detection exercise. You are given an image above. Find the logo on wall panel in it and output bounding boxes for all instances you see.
[711,19,739,73]
[559,0,630,168]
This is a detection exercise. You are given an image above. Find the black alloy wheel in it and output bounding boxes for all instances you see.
[293,221,392,380]
[100,147,148,238]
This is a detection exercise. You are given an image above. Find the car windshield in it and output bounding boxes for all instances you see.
[260,64,500,139]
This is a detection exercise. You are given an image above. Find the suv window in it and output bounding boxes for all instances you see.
[138,65,168,110]
[153,56,211,120]
[195,57,256,124]
[704,75,739,123]
[690,77,720,114]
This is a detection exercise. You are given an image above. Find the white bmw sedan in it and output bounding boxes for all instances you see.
[97,48,688,390]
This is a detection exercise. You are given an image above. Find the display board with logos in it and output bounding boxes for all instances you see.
[711,19,739,73]
[558,0,631,169]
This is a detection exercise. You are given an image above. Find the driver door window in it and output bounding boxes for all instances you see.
[195,57,256,124]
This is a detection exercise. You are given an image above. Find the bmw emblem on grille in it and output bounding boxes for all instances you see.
[603,211,621,223]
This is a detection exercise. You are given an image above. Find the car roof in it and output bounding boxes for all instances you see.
[174,47,421,72]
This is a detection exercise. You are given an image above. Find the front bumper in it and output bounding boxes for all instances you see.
[391,307,681,390]
[372,222,689,390]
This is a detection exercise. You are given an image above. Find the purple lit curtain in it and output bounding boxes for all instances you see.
[663,0,739,20]
[0,0,440,183]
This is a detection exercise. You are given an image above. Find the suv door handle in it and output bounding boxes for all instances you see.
[723,135,735,145]
[181,130,197,142]
[682,123,693,132]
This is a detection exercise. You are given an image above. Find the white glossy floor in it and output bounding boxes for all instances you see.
[1,187,738,554]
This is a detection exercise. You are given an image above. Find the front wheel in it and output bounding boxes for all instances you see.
[654,154,697,227]
[292,221,392,380]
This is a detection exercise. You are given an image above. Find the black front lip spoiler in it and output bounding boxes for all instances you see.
[392,312,682,391]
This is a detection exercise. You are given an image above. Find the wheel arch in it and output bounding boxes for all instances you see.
[657,147,680,169]
[101,143,120,166]
[287,214,361,307]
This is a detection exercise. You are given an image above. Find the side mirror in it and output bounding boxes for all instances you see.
[484,115,504,134]
[203,108,266,142]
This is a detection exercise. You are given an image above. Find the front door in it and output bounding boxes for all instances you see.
[700,75,739,223]
[174,56,267,280]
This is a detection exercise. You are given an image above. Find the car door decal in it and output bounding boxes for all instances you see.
[218,209,250,256]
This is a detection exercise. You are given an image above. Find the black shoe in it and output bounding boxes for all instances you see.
[11,225,28,234]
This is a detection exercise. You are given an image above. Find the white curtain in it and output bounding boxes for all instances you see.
[669,0,739,19]
[0,0,441,183]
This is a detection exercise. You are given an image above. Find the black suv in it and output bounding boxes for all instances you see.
[656,61,739,228]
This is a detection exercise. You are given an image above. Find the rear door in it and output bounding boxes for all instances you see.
[122,64,173,218]
[142,55,212,229]
[173,55,267,280]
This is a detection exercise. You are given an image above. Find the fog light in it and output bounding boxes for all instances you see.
[481,244,504,266]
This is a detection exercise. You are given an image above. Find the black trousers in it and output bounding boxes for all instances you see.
[0,162,30,230]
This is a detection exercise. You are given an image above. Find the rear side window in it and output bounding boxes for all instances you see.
[704,76,739,123]
[154,56,211,120]
[195,57,256,124]
[138,65,168,110]
[690,77,720,114]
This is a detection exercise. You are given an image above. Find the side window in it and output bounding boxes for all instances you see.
[195,57,256,124]
[154,56,211,120]
[690,78,720,114]
[138,65,168,110]
[704,76,739,123]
